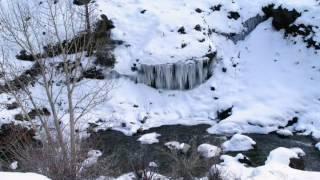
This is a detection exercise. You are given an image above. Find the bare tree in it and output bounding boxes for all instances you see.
[0,0,112,178]
[73,0,95,34]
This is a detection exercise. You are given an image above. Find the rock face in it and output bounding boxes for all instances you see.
[263,5,301,31]
[137,53,216,90]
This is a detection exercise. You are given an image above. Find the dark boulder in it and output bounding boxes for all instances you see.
[195,8,203,13]
[217,106,233,121]
[228,11,240,20]
[16,50,35,61]
[210,4,222,12]
[73,0,91,6]
[6,102,19,110]
[194,24,202,31]
[285,117,299,127]
[263,5,301,30]
[82,67,105,79]
[238,156,253,166]
[289,157,305,170]
[177,26,187,34]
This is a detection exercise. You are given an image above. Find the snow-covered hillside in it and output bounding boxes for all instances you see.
[0,0,319,139]
[87,0,320,139]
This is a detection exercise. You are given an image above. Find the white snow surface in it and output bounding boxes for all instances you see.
[219,147,317,180]
[197,143,221,158]
[0,172,50,180]
[138,132,161,144]
[222,134,256,152]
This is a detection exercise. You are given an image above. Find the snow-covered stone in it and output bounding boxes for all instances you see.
[149,161,158,168]
[165,141,181,150]
[316,142,320,151]
[81,150,103,171]
[266,147,305,165]
[9,161,18,170]
[165,141,191,153]
[276,129,293,137]
[197,144,221,158]
[138,132,161,144]
[222,134,256,152]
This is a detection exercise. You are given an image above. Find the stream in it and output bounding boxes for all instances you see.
[88,124,320,177]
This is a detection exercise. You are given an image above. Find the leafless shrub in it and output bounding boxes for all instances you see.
[130,152,158,180]
[207,165,223,180]
[162,141,219,180]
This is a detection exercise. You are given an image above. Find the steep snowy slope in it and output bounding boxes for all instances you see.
[88,0,320,138]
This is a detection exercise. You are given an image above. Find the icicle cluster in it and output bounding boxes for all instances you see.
[137,55,216,90]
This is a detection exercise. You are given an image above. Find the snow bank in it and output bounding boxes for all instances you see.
[138,132,161,144]
[0,172,50,180]
[222,134,256,152]
[220,147,319,180]
[276,129,293,137]
[315,142,320,151]
[265,147,305,165]
[197,143,221,158]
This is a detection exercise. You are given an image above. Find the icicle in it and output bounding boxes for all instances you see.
[137,55,216,90]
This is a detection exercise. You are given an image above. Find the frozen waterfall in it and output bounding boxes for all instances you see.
[137,54,216,90]
[219,15,267,43]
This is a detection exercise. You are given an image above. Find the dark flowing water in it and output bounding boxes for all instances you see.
[88,124,320,176]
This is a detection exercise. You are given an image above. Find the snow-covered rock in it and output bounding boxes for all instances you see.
[165,141,191,153]
[276,129,293,137]
[222,134,256,152]
[0,172,50,180]
[138,132,161,144]
[197,144,221,158]
[316,142,320,151]
[9,161,18,170]
[80,150,103,171]
[266,147,305,166]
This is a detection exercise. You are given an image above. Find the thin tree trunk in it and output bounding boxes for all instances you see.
[85,4,91,34]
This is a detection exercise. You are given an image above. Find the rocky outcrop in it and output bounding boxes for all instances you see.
[263,5,320,49]
[263,5,301,31]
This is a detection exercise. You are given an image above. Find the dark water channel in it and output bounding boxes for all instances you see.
[88,124,320,177]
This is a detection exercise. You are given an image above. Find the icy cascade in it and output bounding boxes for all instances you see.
[221,15,267,43]
[137,55,216,90]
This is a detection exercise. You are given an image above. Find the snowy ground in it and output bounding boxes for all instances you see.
[0,172,50,180]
